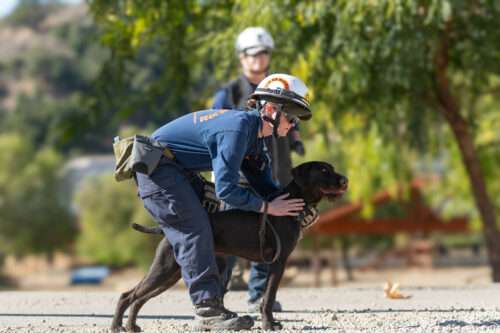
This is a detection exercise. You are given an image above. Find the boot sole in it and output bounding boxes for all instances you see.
[193,315,254,331]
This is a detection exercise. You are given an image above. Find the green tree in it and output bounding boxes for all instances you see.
[291,0,500,280]
[0,1,115,153]
[88,0,500,280]
[75,174,159,268]
[0,133,76,261]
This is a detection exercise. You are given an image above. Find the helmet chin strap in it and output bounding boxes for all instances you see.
[261,102,282,138]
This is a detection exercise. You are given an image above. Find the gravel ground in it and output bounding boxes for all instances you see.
[1,286,500,332]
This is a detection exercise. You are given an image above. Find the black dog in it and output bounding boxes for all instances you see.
[111,161,347,332]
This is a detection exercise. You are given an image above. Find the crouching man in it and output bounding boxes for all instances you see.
[136,74,312,331]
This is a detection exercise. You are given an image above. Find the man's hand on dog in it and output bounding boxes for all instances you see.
[263,193,305,216]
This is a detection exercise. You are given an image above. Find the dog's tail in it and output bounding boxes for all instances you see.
[131,223,163,235]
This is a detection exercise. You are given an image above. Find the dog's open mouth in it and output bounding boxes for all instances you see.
[320,188,346,195]
[320,184,347,195]
[320,186,347,200]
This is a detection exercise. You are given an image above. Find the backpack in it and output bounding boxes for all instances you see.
[224,75,256,109]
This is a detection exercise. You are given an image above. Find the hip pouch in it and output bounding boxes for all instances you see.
[112,134,174,182]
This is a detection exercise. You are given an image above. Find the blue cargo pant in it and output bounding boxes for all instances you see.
[136,161,223,305]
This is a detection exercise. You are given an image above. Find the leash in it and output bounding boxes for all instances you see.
[259,202,282,264]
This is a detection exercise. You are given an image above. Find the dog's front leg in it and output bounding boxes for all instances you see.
[261,259,286,330]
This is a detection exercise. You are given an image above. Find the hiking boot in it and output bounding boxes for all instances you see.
[193,297,254,331]
[247,297,283,313]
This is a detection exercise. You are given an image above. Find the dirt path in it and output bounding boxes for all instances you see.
[1,286,499,332]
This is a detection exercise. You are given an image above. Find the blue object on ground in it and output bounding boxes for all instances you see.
[70,266,110,285]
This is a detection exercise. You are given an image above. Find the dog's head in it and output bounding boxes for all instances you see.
[290,161,348,204]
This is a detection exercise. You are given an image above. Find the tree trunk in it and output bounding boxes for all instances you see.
[46,251,54,267]
[434,22,500,281]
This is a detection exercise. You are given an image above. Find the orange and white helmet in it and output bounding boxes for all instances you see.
[250,73,312,120]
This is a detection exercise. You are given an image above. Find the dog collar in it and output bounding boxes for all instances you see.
[295,204,319,229]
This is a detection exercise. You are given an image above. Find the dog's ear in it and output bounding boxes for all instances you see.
[291,163,310,188]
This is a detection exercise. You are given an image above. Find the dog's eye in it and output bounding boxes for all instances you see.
[321,168,328,173]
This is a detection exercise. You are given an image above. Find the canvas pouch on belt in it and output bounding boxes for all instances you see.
[112,134,174,182]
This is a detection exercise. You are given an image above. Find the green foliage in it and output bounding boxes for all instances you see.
[0,0,492,266]
[75,174,159,268]
[0,2,111,153]
[26,51,88,94]
[0,92,106,153]
[0,133,76,257]
[86,0,500,216]
[91,1,402,210]
[86,0,234,124]
[1,0,496,267]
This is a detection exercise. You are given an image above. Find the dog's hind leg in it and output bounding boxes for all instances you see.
[111,238,178,333]
[111,283,145,332]
[126,268,181,332]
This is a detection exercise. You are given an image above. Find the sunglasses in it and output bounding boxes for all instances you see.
[246,50,270,57]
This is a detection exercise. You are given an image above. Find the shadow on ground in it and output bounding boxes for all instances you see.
[0,313,193,320]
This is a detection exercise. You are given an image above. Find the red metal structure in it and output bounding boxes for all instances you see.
[305,179,469,286]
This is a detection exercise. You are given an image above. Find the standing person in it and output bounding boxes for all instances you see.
[212,27,306,312]
[136,73,312,330]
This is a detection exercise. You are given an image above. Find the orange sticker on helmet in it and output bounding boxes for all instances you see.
[264,77,290,90]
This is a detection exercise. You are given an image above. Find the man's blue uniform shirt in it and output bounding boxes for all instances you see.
[151,109,279,212]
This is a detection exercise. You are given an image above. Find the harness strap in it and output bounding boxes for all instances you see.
[259,202,282,264]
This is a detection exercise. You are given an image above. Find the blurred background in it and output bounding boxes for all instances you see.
[0,0,499,291]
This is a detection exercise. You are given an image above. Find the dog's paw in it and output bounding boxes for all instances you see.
[263,320,283,330]
[126,324,142,332]
[110,325,126,333]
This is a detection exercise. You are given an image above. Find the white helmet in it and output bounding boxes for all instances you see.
[235,27,274,56]
[250,73,312,120]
